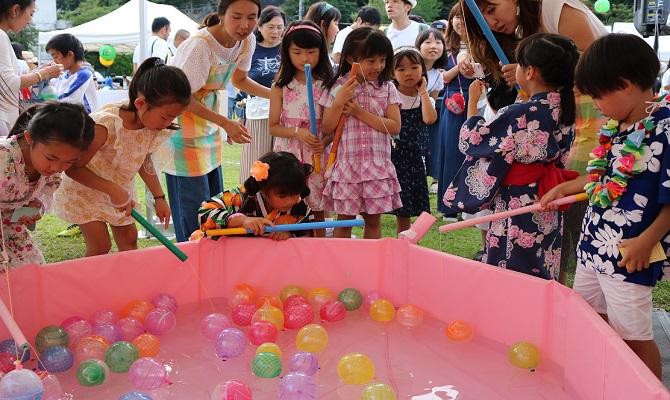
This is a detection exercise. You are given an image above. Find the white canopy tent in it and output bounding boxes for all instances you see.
[37,0,199,53]
[606,22,670,63]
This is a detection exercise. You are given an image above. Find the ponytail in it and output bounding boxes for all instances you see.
[125,57,191,114]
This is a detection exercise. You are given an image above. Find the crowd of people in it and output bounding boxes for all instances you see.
[0,0,669,381]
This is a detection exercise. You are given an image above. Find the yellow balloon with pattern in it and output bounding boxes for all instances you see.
[280,285,308,302]
[296,324,328,353]
[369,299,395,322]
[252,305,284,330]
[256,342,282,358]
[361,383,396,399]
[508,341,541,369]
[337,353,375,385]
[308,287,335,310]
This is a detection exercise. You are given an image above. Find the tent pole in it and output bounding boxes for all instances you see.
[139,0,149,66]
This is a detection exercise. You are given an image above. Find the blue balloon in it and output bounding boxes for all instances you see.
[0,339,30,362]
[119,392,153,400]
[38,346,73,373]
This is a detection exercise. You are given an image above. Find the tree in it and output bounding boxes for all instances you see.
[281,0,360,22]
[60,0,124,26]
[86,52,133,77]
[412,0,441,23]
[8,25,38,52]
[589,0,634,24]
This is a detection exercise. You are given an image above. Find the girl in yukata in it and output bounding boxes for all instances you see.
[0,103,94,268]
[269,20,333,236]
[195,151,314,241]
[442,33,579,280]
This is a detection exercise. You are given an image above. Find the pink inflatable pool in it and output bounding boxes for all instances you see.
[1,237,668,399]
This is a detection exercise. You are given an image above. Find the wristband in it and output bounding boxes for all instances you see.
[34,71,42,81]
[153,195,166,200]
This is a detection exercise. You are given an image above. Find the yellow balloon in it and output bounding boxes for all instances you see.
[369,299,395,322]
[361,383,396,400]
[252,305,284,330]
[99,57,113,67]
[296,324,328,353]
[508,341,540,369]
[337,353,375,385]
[308,287,335,309]
[256,342,282,358]
[280,285,308,302]
[444,320,474,343]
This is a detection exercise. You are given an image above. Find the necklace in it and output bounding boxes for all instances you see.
[584,100,664,207]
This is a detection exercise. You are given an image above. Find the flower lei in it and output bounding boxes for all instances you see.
[584,96,669,207]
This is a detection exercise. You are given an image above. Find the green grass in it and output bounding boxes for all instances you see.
[32,144,670,310]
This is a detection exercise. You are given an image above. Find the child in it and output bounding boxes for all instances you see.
[542,34,668,378]
[195,151,313,241]
[320,27,402,239]
[0,102,94,268]
[53,58,191,257]
[46,33,98,113]
[390,47,437,234]
[269,20,333,236]
[304,2,341,46]
[443,33,579,280]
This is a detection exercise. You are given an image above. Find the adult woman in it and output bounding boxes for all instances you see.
[238,5,285,184]
[436,4,473,221]
[0,0,62,135]
[460,0,608,281]
[165,0,269,242]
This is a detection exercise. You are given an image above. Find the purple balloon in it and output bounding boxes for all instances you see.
[279,372,316,400]
[64,320,92,347]
[90,310,119,326]
[201,313,232,340]
[129,357,167,391]
[60,316,85,330]
[116,318,145,341]
[92,323,121,343]
[215,328,247,359]
[144,308,176,335]
[151,294,177,313]
[288,352,319,376]
[364,291,382,310]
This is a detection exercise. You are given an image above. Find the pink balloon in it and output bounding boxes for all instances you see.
[129,357,167,390]
[320,300,346,322]
[60,316,85,330]
[212,379,252,400]
[201,313,233,340]
[231,303,257,326]
[151,293,177,313]
[364,291,382,310]
[283,295,309,310]
[144,308,176,335]
[284,303,314,330]
[92,323,121,343]
[64,320,93,347]
[248,321,278,345]
[90,310,119,326]
[115,317,145,341]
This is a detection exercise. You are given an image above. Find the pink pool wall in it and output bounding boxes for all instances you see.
[0,237,668,399]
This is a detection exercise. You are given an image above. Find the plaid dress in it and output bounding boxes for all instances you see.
[318,78,402,215]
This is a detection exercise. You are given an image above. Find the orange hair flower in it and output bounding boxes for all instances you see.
[251,161,270,181]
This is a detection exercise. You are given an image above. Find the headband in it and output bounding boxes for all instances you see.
[393,46,422,56]
[286,23,323,36]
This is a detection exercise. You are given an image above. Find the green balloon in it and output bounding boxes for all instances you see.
[594,0,610,14]
[338,288,363,311]
[105,342,139,373]
[361,383,397,400]
[252,352,281,378]
[99,45,116,61]
[35,326,69,353]
[77,359,109,386]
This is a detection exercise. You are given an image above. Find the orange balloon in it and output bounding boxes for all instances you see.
[231,283,257,306]
[369,299,395,322]
[279,285,308,302]
[256,295,283,310]
[121,300,154,322]
[132,333,160,357]
[445,320,474,343]
[252,305,284,330]
[308,288,335,310]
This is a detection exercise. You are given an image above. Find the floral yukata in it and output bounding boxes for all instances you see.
[443,92,575,279]
[0,136,61,268]
[577,105,670,286]
[195,187,312,238]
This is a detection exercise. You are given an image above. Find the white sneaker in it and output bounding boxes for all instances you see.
[429,182,438,194]
[442,216,458,223]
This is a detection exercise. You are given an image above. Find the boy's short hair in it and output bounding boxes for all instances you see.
[45,33,85,62]
[152,17,170,33]
[576,33,659,98]
[357,6,381,27]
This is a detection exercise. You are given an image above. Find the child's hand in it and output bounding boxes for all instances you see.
[269,231,291,241]
[417,77,428,94]
[154,198,171,229]
[619,236,655,273]
[468,80,485,100]
[107,184,135,216]
[221,118,252,144]
[242,217,274,236]
[500,62,518,87]
[321,133,334,148]
[540,184,568,211]
[342,99,361,117]
[295,128,322,151]
[334,79,358,107]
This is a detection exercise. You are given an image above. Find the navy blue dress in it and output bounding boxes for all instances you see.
[436,53,473,215]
